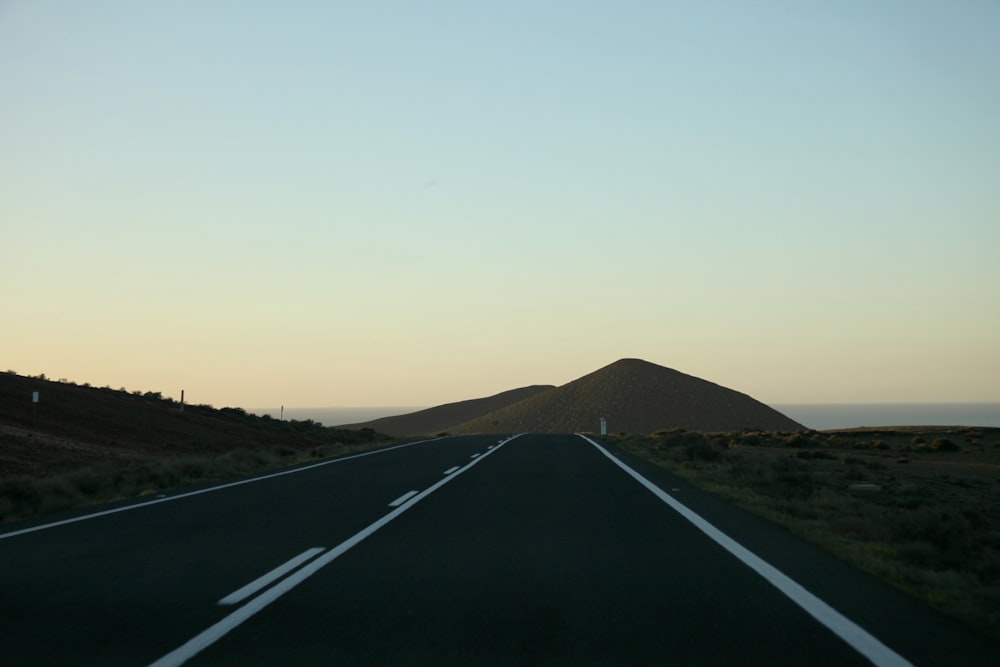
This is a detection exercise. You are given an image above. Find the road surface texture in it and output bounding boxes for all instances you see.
[1,434,996,666]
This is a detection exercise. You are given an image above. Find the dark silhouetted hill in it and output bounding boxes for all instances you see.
[0,372,384,477]
[450,359,804,434]
[337,385,556,436]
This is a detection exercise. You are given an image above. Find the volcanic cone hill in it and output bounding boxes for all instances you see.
[450,359,804,434]
[336,385,555,436]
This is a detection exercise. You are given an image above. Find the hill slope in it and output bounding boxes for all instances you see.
[450,359,804,434]
[0,373,382,478]
[337,385,555,436]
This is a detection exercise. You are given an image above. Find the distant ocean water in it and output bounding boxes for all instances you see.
[252,403,1000,432]
[772,403,1000,431]
[250,406,427,427]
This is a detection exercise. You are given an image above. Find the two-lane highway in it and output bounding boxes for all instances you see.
[1,434,996,665]
[0,434,510,665]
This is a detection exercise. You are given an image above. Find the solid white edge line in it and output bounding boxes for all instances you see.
[218,547,325,606]
[388,490,420,507]
[443,466,461,475]
[148,434,523,667]
[0,437,444,541]
[576,434,913,667]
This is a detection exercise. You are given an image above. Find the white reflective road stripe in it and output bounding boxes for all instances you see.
[149,434,523,667]
[578,434,913,667]
[218,548,325,606]
[0,437,444,542]
[388,490,419,507]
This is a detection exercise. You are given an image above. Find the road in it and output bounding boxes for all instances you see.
[0,434,996,666]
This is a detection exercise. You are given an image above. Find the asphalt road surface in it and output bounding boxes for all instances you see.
[1,434,996,666]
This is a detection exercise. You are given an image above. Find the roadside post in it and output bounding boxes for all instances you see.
[600,417,607,436]
[32,391,39,428]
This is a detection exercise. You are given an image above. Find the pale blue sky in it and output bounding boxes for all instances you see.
[3,1,998,408]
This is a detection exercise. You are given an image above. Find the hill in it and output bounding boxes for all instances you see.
[0,372,384,479]
[336,385,555,436]
[450,359,804,434]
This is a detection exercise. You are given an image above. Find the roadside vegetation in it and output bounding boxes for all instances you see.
[0,371,398,523]
[612,427,1000,643]
[0,435,400,523]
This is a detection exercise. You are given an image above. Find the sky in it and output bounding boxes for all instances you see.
[2,1,998,409]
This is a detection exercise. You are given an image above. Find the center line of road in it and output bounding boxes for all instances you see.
[443,466,461,475]
[577,434,913,667]
[470,453,481,459]
[0,436,447,542]
[388,490,419,507]
[218,548,325,606]
[149,434,523,667]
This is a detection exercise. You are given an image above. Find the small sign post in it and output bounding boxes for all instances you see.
[32,391,39,428]
[600,417,607,436]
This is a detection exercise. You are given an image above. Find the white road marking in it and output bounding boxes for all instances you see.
[148,434,523,667]
[0,437,446,542]
[443,466,460,475]
[218,548,325,606]
[388,490,419,507]
[470,453,481,459]
[577,434,913,667]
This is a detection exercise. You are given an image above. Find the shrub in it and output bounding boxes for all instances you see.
[796,450,838,460]
[892,508,971,560]
[70,470,109,497]
[931,438,959,452]
[785,434,806,447]
[684,440,724,463]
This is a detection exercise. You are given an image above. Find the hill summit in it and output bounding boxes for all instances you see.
[451,358,803,434]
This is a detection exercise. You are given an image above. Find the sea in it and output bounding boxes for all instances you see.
[253,403,1000,431]
[772,403,1000,431]
[250,406,427,427]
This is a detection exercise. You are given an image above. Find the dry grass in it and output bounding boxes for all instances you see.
[613,426,1000,643]
[0,436,398,523]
